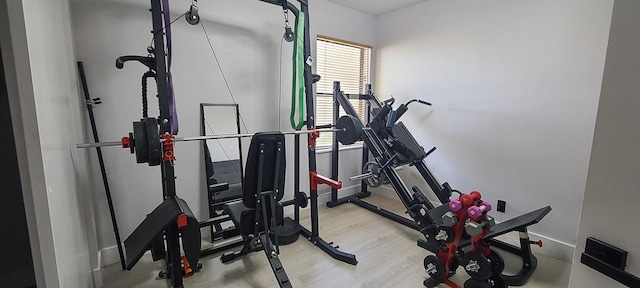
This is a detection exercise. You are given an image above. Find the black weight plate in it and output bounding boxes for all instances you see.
[488,249,505,274]
[133,121,148,163]
[274,217,301,245]
[436,226,455,243]
[144,118,162,166]
[381,172,390,185]
[336,115,362,145]
[297,191,308,208]
[363,162,383,188]
[464,279,491,288]
[365,175,382,188]
[462,252,492,281]
[423,255,445,283]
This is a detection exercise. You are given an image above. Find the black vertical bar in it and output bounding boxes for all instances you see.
[255,144,266,237]
[150,0,182,286]
[236,104,244,182]
[294,134,300,224]
[414,162,449,204]
[330,82,339,202]
[271,142,283,253]
[360,91,371,194]
[301,3,320,239]
[77,61,126,271]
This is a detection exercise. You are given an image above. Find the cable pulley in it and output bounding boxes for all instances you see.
[185,1,200,25]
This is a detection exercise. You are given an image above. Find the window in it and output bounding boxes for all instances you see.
[315,36,372,148]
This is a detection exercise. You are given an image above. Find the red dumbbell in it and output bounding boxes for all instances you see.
[460,194,473,206]
[469,191,482,201]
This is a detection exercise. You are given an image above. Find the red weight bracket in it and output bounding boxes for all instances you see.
[161,134,176,161]
[181,256,194,277]
[121,136,131,149]
[176,213,188,228]
[308,128,321,148]
[310,171,342,191]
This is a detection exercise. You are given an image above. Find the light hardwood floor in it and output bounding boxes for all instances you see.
[102,194,570,287]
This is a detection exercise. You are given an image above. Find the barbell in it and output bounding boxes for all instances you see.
[77,115,366,166]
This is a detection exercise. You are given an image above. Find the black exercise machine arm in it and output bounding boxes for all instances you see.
[116,55,156,71]
[259,0,300,16]
[393,99,431,123]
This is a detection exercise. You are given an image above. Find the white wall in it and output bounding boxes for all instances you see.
[70,0,376,267]
[1,0,95,287]
[569,0,640,286]
[376,0,613,260]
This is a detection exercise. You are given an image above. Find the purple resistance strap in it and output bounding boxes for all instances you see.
[162,0,179,135]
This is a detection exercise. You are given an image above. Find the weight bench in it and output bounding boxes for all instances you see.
[219,132,292,288]
[123,197,201,277]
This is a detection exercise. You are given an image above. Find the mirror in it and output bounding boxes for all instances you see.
[200,103,244,220]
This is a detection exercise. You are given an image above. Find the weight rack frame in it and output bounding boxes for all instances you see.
[326,81,550,286]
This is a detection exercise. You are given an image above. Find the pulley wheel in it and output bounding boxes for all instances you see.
[133,120,148,164]
[336,115,363,145]
[462,252,492,281]
[143,118,162,166]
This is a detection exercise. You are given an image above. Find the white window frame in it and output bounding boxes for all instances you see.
[315,35,372,150]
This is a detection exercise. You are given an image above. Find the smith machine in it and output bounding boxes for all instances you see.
[76,0,360,287]
[326,81,552,288]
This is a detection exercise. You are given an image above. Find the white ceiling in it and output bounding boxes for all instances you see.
[326,0,427,16]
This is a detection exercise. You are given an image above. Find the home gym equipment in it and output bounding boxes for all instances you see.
[76,61,126,271]
[219,132,292,287]
[78,128,350,150]
[76,1,359,286]
[326,81,552,287]
[106,1,201,287]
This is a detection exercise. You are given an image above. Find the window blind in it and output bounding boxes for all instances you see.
[315,36,371,147]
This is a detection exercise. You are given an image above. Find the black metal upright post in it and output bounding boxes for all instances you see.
[294,1,356,265]
[360,86,371,194]
[149,0,182,286]
[330,86,339,199]
[301,1,321,240]
[294,134,300,224]
[77,61,126,271]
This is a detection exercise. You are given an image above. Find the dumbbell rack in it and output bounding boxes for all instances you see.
[327,81,552,287]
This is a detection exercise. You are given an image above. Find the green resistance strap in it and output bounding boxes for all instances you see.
[290,11,306,131]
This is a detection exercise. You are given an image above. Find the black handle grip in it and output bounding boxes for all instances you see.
[418,100,432,106]
[115,57,125,69]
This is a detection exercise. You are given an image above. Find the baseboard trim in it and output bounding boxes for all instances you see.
[92,250,103,287]
[100,244,122,267]
[318,184,361,205]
